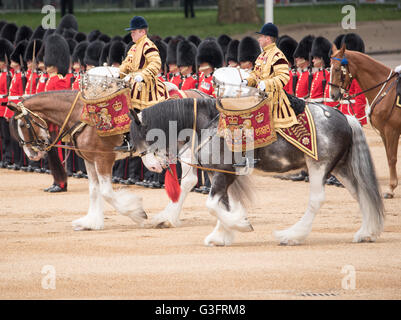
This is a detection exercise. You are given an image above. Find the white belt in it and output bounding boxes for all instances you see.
[0,94,8,98]
[340,99,356,104]
[8,96,22,100]
[308,98,324,103]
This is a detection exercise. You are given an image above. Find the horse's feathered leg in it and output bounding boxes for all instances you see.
[382,124,399,199]
[72,160,104,230]
[151,150,198,228]
[274,159,327,245]
[205,173,253,246]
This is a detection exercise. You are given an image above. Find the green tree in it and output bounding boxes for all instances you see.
[217,0,262,24]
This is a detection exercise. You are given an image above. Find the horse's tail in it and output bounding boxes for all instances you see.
[47,147,67,184]
[346,115,384,238]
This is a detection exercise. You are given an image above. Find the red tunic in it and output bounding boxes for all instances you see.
[36,72,48,93]
[295,69,310,99]
[45,73,68,92]
[170,74,182,88]
[180,74,197,90]
[6,71,25,118]
[64,73,75,89]
[198,73,215,97]
[72,73,81,90]
[24,70,40,96]
[0,69,14,117]
[339,79,367,126]
[283,69,295,95]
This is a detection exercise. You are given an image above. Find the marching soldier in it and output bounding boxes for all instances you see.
[43,33,70,192]
[0,38,14,169]
[309,36,337,107]
[196,39,223,97]
[7,40,28,171]
[238,36,261,71]
[338,33,367,126]
[277,35,298,95]
[35,45,49,94]
[166,37,182,87]
[71,41,89,90]
[293,35,315,99]
[177,39,198,90]
[217,34,232,66]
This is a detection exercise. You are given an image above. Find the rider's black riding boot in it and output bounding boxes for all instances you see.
[114,133,133,152]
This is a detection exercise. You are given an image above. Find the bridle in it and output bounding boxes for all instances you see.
[328,56,353,96]
[14,102,50,152]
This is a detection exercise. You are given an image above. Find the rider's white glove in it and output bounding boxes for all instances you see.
[123,75,131,82]
[241,79,248,86]
[258,81,266,91]
[134,74,144,83]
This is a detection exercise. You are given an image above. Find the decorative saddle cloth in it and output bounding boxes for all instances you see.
[217,96,318,160]
[80,88,132,137]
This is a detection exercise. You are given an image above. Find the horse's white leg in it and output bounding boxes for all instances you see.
[204,190,253,247]
[72,161,105,230]
[151,148,198,228]
[274,162,326,245]
[151,161,198,228]
[96,163,147,226]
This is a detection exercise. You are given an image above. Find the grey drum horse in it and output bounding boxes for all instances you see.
[130,89,384,246]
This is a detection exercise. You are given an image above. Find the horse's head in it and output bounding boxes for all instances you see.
[129,109,164,173]
[7,102,50,161]
[329,43,353,101]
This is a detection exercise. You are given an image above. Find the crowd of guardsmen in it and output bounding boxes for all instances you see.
[0,15,367,193]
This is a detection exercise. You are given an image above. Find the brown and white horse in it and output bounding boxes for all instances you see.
[330,44,401,199]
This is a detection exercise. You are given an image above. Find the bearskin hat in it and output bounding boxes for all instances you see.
[293,35,315,60]
[217,34,232,57]
[342,33,365,53]
[88,30,101,42]
[226,39,239,64]
[56,14,78,34]
[10,40,28,66]
[63,28,77,40]
[36,43,45,63]
[99,42,111,66]
[123,33,132,44]
[111,35,123,42]
[310,36,331,67]
[163,36,172,44]
[125,41,133,56]
[149,35,162,43]
[44,34,70,76]
[30,25,46,41]
[66,38,78,55]
[108,41,126,66]
[175,35,186,42]
[187,35,201,47]
[166,37,181,66]
[153,39,167,67]
[333,34,345,50]
[98,33,111,43]
[196,39,224,69]
[74,32,87,43]
[43,28,55,41]
[0,23,18,43]
[277,35,298,66]
[177,39,197,68]
[72,41,89,65]
[14,25,33,44]
[238,36,261,64]
[24,39,43,62]
[0,39,14,63]
[84,40,104,67]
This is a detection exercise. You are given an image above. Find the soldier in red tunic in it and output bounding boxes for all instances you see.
[153,39,168,81]
[0,38,14,168]
[196,39,223,97]
[166,38,182,87]
[35,45,49,94]
[309,36,337,107]
[177,39,198,90]
[43,33,71,192]
[277,35,298,95]
[23,39,42,98]
[293,35,315,99]
[71,41,89,90]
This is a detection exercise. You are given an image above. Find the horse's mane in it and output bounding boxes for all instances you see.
[141,98,218,134]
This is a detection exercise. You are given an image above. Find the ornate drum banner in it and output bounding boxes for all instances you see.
[217,96,277,152]
[80,88,132,137]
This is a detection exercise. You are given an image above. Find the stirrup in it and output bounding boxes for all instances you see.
[233,157,259,168]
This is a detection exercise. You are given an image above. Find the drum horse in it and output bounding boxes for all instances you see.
[7,67,207,231]
[330,43,401,199]
[130,67,384,246]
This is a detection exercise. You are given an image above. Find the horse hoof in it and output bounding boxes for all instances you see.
[155,221,173,229]
[383,192,394,199]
